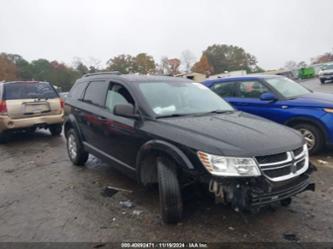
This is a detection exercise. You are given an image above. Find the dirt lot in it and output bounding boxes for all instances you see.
[0,78,333,243]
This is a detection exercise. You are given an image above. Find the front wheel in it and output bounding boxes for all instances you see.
[66,129,89,166]
[293,123,324,154]
[157,157,183,224]
[49,124,63,136]
[320,79,326,84]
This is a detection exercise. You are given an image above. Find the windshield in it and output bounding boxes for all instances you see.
[265,77,310,99]
[4,82,58,100]
[137,82,234,117]
[323,64,333,70]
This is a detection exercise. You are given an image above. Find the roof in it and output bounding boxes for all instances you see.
[82,73,192,83]
[203,74,281,87]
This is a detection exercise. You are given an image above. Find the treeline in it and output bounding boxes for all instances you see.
[0,44,264,91]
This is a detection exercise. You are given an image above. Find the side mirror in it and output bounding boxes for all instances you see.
[260,92,277,102]
[113,104,139,119]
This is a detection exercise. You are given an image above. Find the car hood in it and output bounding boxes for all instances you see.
[320,69,333,74]
[155,111,304,157]
[287,92,333,108]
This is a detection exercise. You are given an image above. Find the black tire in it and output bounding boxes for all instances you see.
[66,128,89,166]
[0,132,8,144]
[320,79,325,84]
[292,123,324,154]
[157,157,183,224]
[49,124,63,136]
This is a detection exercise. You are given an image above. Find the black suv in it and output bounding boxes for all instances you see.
[64,72,315,224]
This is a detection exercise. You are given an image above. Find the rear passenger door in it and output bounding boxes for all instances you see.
[210,81,240,107]
[79,80,109,149]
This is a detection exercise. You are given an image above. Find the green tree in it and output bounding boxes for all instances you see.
[106,54,134,74]
[133,53,156,74]
[200,44,259,74]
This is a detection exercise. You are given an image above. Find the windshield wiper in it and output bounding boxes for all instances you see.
[156,113,194,119]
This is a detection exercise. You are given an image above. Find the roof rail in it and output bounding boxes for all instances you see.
[83,71,121,77]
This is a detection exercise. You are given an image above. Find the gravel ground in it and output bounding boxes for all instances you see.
[0,78,333,242]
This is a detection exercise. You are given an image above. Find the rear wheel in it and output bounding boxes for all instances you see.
[292,123,324,154]
[66,129,89,166]
[157,157,183,224]
[49,124,62,136]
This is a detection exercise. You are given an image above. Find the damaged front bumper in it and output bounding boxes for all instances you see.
[204,162,316,211]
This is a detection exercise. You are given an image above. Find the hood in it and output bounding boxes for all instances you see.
[320,69,333,75]
[287,92,333,108]
[155,111,304,157]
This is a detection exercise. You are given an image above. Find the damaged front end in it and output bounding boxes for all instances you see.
[198,144,316,212]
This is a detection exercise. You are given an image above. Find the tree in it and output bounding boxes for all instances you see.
[181,50,196,73]
[199,44,259,74]
[192,54,213,76]
[297,61,307,68]
[0,54,17,81]
[311,52,333,64]
[168,58,181,75]
[106,54,134,74]
[133,53,156,74]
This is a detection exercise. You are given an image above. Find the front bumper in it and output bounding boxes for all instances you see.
[205,162,316,211]
[0,112,64,132]
[320,75,333,80]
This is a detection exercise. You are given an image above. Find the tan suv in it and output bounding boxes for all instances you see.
[0,81,64,142]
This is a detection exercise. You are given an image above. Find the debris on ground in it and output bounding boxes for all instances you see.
[283,233,299,242]
[228,226,235,231]
[101,185,133,198]
[120,200,134,208]
[133,210,143,216]
[317,160,328,165]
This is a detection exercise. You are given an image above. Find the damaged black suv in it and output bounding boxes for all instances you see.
[64,72,315,224]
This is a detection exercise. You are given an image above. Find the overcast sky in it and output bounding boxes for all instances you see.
[0,0,332,69]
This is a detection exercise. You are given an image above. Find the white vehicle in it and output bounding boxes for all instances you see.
[319,64,333,84]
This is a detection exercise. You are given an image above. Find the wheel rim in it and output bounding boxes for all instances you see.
[68,134,77,160]
[298,128,316,150]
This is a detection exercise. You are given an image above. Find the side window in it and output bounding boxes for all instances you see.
[237,81,269,99]
[83,81,108,106]
[105,84,135,112]
[69,81,88,100]
[211,82,236,97]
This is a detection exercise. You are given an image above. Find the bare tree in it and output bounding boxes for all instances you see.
[181,50,196,73]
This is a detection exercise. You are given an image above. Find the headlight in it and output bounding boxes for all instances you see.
[324,108,333,113]
[197,151,261,177]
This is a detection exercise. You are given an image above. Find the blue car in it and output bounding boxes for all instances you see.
[203,75,333,154]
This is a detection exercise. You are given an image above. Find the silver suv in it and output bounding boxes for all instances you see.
[319,63,333,84]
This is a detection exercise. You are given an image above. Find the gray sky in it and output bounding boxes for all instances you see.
[1,0,332,69]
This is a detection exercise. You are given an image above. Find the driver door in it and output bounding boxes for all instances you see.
[232,80,281,121]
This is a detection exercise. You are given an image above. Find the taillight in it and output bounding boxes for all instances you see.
[60,98,65,109]
[0,100,7,114]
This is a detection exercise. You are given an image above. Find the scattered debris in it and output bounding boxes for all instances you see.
[283,233,299,242]
[120,200,134,208]
[228,226,235,231]
[317,160,328,165]
[101,185,133,198]
[112,217,116,222]
[133,210,143,216]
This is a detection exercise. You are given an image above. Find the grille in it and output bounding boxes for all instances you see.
[255,145,308,182]
[256,152,287,165]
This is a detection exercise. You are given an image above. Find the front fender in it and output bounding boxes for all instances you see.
[136,139,195,184]
[64,114,84,141]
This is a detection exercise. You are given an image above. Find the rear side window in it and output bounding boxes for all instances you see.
[4,82,58,100]
[211,82,236,97]
[83,81,108,106]
[69,81,88,100]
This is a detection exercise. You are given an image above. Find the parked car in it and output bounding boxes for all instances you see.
[319,64,333,84]
[203,75,333,154]
[64,72,315,224]
[0,81,64,142]
[59,92,69,100]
